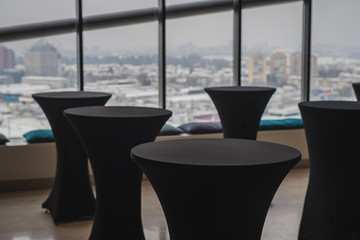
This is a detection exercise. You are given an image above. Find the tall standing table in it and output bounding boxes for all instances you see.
[298,101,360,239]
[205,86,275,139]
[131,138,301,240]
[32,91,111,223]
[64,106,172,240]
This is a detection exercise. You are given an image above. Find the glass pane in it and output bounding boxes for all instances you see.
[83,0,156,16]
[0,0,74,27]
[167,0,207,4]
[311,0,360,101]
[0,34,77,138]
[166,12,233,126]
[83,23,158,108]
[242,2,302,119]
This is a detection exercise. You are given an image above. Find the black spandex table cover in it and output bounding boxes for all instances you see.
[64,106,172,240]
[32,91,111,224]
[298,101,360,240]
[205,86,276,139]
[131,138,301,240]
[352,82,360,100]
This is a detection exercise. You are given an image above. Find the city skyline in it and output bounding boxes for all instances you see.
[0,37,359,138]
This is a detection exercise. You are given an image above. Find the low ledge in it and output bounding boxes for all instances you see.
[0,128,308,192]
[13,119,303,145]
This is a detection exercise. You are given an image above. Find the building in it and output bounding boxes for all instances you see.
[249,52,267,85]
[24,40,60,76]
[21,76,70,89]
[0,75,13,84]
[0,45,15,70]
[311,54,318,77]
[290,51,318,77]
[270,51,287,86]
[289,51,301,76]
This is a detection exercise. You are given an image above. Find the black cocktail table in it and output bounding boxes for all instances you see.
[64,106,172,240]
[352,82,360,100]
[205,86,276,139]
[32,91,111,224]
[298,101,360,239]
[131,138,301,240]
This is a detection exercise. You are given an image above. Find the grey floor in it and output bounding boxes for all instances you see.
[0,168,309,240]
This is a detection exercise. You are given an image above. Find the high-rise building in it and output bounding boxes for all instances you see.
[290,51,301,76]
[0,45,15,70]
[290,51,318,77]
[270,51,287,86]
[24,40,60,76]
[311,55,318,77]
[249,52,267,85]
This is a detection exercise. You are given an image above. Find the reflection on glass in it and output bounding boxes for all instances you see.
[166,12,233,126]
[0,34,76,138]
[83,23,158,108]
[242,2,302,119]
[311,0,360,101]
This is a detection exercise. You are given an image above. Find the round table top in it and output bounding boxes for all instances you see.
[131,138,301,167]
[205,86,276,93]
[299,101,360,111]
[32,91,111,100]
[64,106,172,119]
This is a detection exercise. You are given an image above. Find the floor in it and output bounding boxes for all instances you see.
[0,168,309,240]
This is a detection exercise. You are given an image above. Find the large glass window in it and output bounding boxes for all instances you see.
[1,0,325,139]
[83,23,158,108]
[242,2,303,119]
[166,12,233,126]
[0,0,75,27]
[311,0,360,101]
[0,34,77,138]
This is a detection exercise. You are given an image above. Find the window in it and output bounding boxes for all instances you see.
[83,23,158,108]
[0,0,319,139]
[83,0,156,16]
[311,0,360,101]
[0,0,75,27]
[167,0,208,4]
[0,34,77,138]
[166,12,233,125]
[242,2,303,119]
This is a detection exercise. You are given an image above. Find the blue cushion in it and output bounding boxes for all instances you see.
[178,122,222,134]
[23,129,55,143]
[158,124,184,136]
[0,133,9,145]
[259,118,303,130]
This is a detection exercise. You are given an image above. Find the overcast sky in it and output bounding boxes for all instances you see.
[1,0,359,56]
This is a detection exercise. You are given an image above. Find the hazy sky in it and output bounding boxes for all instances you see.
[0,0,359,56]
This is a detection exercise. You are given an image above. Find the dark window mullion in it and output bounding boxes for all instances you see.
[158,0,166,109]
[301,0,311,101]
[233,0,242,86]
[76,0,84,91]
